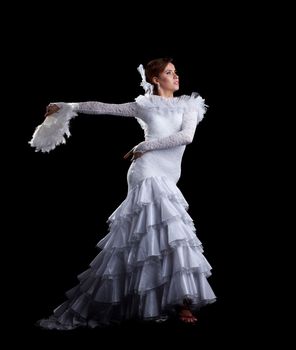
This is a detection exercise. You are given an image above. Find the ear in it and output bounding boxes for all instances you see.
[152,76,159,84]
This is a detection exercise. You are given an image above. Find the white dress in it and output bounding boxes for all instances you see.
[30,93,216,329]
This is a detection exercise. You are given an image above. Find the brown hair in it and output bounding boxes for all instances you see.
[145,57,173,95]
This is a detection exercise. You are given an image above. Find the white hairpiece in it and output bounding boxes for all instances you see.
[137,64,154,95]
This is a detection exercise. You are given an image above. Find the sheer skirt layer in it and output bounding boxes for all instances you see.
[38,176,216,330]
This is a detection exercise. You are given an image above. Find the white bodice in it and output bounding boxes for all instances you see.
[29,93,207,157]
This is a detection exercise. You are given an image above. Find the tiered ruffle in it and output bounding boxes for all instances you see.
[38,176,216,330]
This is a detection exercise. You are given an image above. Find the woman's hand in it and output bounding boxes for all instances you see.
[123,148,144,161]
[44,104,60,117]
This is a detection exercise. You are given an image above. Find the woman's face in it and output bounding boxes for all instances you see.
[155,63,179,93]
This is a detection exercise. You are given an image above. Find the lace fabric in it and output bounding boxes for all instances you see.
[134,109,199,152]
[73,101,137,117]
[30,92,216,329]
[29,93,207,154]
[29,102,137,153]
[133,93,207,152]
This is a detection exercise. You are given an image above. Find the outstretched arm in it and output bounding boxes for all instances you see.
[45,101,137,117]
[71,101,136,117]
[29,101,137,153]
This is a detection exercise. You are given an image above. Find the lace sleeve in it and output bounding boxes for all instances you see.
[29,101,137,153]
[74,101,136,117]
[134,106,205,153]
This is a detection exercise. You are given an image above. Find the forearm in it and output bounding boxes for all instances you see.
[29,100,138,153]
[70,101,137,117]
[134,110,199,153]
[135,131,194,152]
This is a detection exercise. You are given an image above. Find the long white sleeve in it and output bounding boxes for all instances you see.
[134,104,206,153]
[29,101,137,153]
[74,101,136,117]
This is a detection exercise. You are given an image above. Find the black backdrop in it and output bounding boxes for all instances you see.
[6,3,264,348]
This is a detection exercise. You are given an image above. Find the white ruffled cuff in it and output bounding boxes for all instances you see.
[29,103,79,153]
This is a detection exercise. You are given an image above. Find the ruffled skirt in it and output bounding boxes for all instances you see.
[38,176,216,330]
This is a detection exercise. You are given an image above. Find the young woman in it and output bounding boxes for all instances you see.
[30,57,216,329]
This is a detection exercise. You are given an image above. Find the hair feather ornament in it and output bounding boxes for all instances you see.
[137,64,154,95]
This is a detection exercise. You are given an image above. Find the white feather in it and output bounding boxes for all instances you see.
[29,103,78,153]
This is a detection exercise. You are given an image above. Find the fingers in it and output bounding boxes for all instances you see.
[123,150,133,159]
[129,152,143,161]
[133,151,143,159]
[123,149,144,161]
[45,104,60,117]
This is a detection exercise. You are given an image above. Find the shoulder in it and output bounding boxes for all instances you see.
[180,93,207,112]
[134,93,207,112]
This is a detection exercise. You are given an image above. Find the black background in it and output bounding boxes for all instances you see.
[5,2,270,348]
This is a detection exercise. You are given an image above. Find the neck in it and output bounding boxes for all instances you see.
[158,90,174,98]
